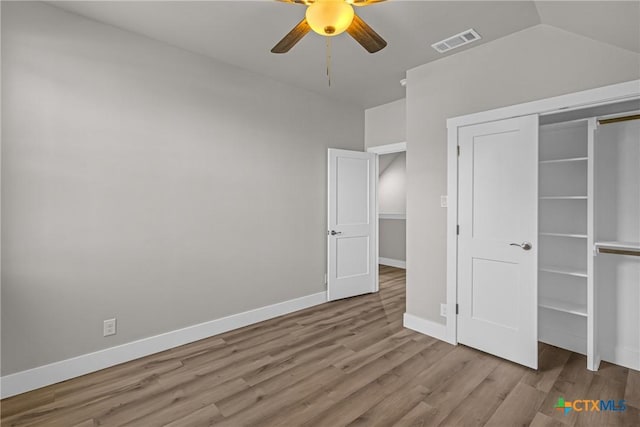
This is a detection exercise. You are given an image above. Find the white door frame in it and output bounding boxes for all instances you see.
[367,141,407,290]
[446,80,640,346]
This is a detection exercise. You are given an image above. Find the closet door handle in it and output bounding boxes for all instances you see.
[510,242,532,250]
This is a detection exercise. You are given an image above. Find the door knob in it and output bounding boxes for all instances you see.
[330,230,342,236]
[510,242,532,250]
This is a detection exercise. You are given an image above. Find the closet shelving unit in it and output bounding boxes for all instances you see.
[591,113,640,370]
[448,81,640,373]
[537,108,639,371]
[537,119,594,355]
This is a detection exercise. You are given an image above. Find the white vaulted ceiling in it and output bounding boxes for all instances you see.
[49,1,640,108]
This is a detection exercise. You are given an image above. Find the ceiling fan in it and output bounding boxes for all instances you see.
[272,0,387,54]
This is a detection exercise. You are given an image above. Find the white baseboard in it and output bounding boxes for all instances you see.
[379,257,406,269]
[403,313,453,344]
[0,291,327,399]
[601,346,640,371]
[539,327,587,356]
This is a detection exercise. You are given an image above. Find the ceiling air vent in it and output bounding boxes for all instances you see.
[431,29,481,53]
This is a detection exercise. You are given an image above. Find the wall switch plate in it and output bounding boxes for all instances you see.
[440,304,447,317]
[440,195,448,208]
[103,318,117,337]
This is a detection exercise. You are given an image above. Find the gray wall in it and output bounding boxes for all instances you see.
[379,219,406,262]
[365,98,405,149]
[378,152,406,215]
[378,153,406,262]
[365,100,407,264]
[406,24,640,324]
[1,2,364,375]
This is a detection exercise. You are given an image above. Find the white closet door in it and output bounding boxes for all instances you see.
[457,115,539,369]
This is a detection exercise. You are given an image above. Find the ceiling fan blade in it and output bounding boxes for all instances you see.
[350,0,387,6]
[276,0,314,5]
[346,14,387,53]
[271,18,312,54]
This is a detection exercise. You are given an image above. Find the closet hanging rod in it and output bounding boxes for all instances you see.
[598,114,640,125]
[597,248,640,257]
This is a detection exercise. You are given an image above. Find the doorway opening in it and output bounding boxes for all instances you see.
[367,142,407,278]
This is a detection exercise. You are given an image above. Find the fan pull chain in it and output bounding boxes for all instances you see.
[326,37,332,87]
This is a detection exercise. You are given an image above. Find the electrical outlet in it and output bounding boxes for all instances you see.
[440,304,447,317]
[324,273,327,285]
[103,318,117,337]
[440,195,448,208]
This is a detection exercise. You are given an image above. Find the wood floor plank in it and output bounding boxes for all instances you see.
[577,373,634,427]
[3,266,639,427]
[215,344,354,417]
[346,384,430,427]
[521,344,572,393]
[70,419,96,427]
[595,361,630,386]
[323,339,429,404]
[538,352,597,426]
[213,366,346,427]
[626,368,640,409]
[257,339,430,426]
[529,411,566,427]
[438,359,527,426]
[300,366,409,427]
[393,401,437,426]
[337,318,404,353]
[484,382,547,426]
[118,377,249,427]
[418,352,501,426]
[302,342,448,427]
[245,342,348,388]
[403,344,480,393]
[333,328,420,373]
[162,402,223,427]
[2,361,185,427]
[0,388,54,419]
[55,337,226,398]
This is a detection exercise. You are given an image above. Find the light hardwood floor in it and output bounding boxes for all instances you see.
[2,266,639,426]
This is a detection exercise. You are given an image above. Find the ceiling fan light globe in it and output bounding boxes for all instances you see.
[305,0,354,36]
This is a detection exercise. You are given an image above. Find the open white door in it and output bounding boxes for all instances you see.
[457,115,539,369]
[327,149,377,301]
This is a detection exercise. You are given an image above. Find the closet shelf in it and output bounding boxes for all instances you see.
[539,196,588,200]
[595,241,640,257]
[539,157,588,164]
[379,213,406,220]
[539,266,588,278]
[539,298,588,317]
[540,232,587,239]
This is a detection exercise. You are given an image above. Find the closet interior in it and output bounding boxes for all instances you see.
[538,100,640,371]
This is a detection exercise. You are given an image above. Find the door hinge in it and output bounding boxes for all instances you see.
[456,225,460,235]
[456,304,459,315]
[457,146,460,156]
